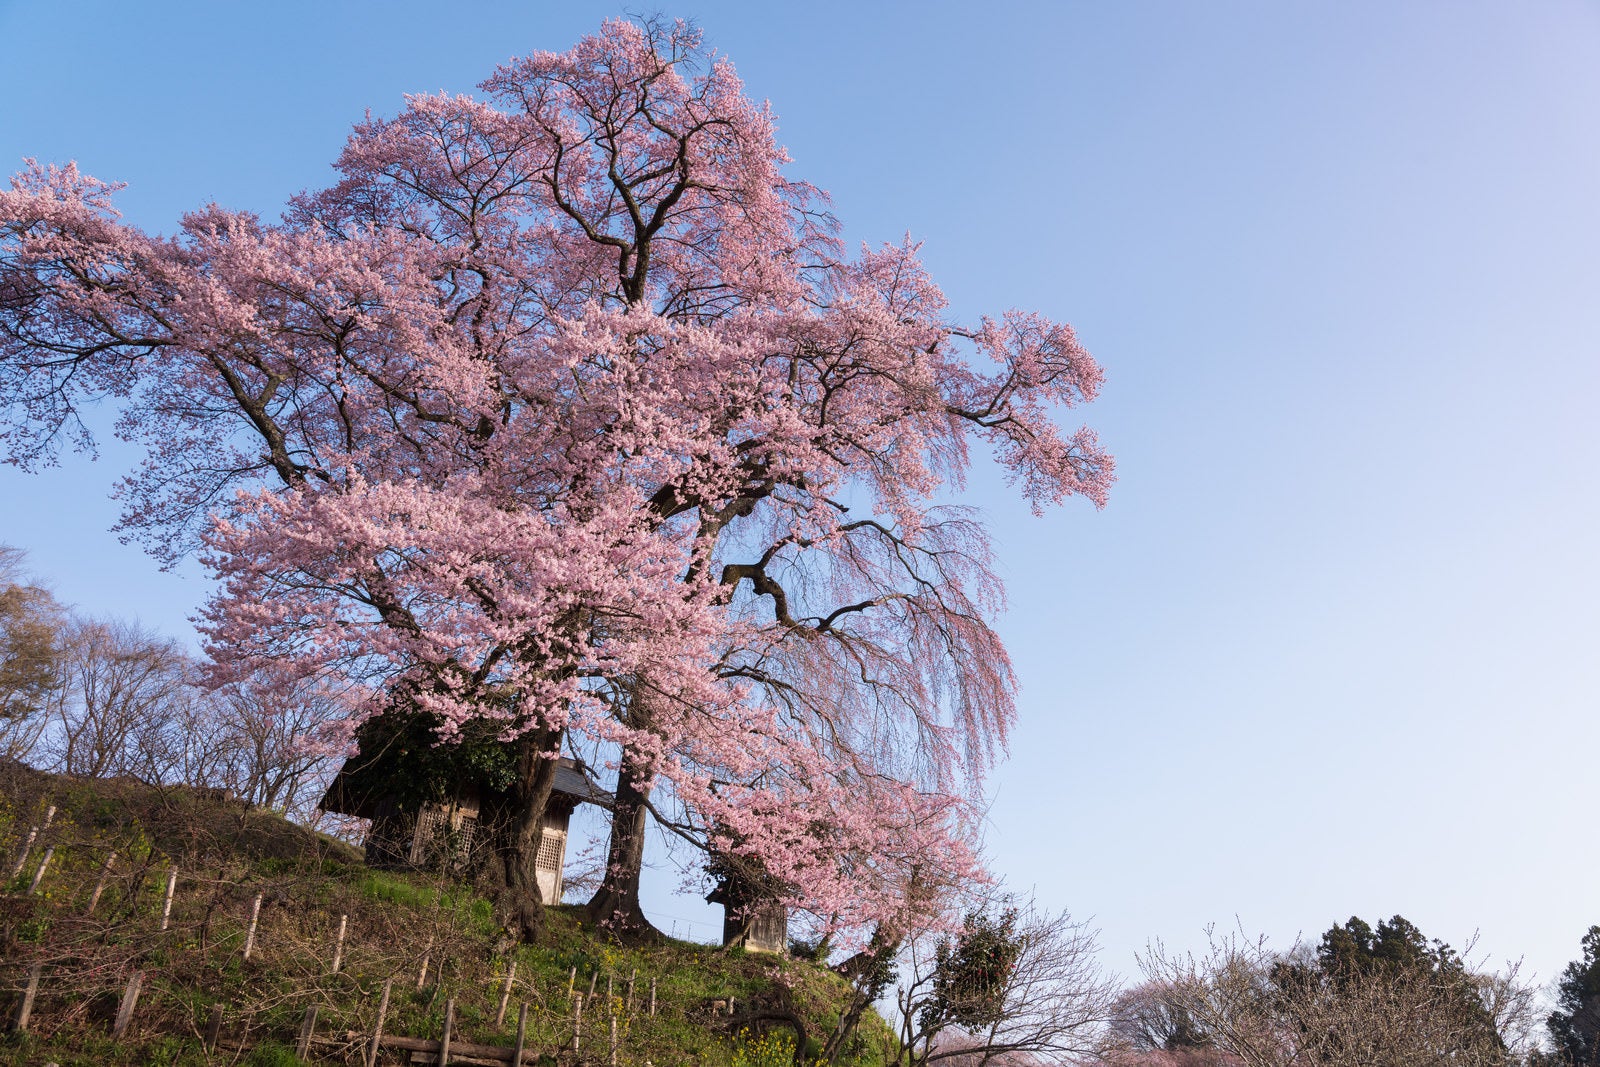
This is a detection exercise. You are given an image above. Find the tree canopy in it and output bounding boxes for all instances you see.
[1550,926,1600,1066]
[1137,918,1539,1067]
[0,545,63,758]
[1314,915,1469,983]
[0,18,1112,940]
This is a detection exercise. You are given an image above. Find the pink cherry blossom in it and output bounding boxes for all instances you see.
[0,18,1112,941]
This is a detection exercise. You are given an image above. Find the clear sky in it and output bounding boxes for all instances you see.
[2,1,1596,992]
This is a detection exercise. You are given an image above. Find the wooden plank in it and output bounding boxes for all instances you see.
[27,847,54,895]
[11,964,41,1034]
[85,851,117,916]
[410,1053,503,1067]
[296,1004,319,1058]
[7,807,51,881]
[111,971,143,1038]
[439,997,455,1065]
[243,894,262,961]
[494,960,516,1028]
[159,868,177,931]
[512,1003,527,1067]
[331,913,349,974]
[8,825,38,880]
[316,1031,528,1061]
[204,1004,224,1052]
[367,977,393,1067]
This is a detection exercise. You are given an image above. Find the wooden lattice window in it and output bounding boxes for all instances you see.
[408,808,447,864]
[455,813,478,854]
[408,806,479,866]
[536,830,566,872]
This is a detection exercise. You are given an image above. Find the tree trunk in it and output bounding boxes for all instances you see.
[485,727,563,942]
[586,683,661,940]
[585,739,659,939]
[826,926,901,1065]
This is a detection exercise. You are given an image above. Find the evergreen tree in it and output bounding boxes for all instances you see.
[921,907,1024,1033]
[1550,926,1600,1065]
[1316,915,1468,982]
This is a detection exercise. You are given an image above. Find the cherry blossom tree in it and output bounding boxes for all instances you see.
[0,18,1112,940]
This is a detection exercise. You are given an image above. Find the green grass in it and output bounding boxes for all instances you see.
[0,762,897,1067]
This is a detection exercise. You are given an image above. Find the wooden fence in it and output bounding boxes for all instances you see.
[8,957,686,1064]
[4,880,679,1063]
[2,808,762,1065]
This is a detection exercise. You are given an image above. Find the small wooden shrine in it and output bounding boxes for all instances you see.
[320,755,608,904]
[705,858,789,954]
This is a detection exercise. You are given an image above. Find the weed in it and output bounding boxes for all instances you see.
[243,1041,303,1067]
[731,1027,805,1067]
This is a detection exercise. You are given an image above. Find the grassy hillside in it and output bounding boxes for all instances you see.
[0,761,895,1067]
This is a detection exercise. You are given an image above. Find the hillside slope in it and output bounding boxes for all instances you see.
[0,762,894,1066]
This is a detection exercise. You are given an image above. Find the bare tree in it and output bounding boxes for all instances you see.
[6,563,344,819]
[43,615,188,779]
[114,668,347,817]
[1096,1049,1243,1067]
[1099,981,1239,1066]
[1136,925,1544,1067]
[133,679,239,792]
[3,543,347,837]
[893,898,1119,1066]
[207,675,346,816]
[0,544,63,761]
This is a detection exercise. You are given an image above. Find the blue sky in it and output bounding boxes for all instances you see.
[2,1,1596,990]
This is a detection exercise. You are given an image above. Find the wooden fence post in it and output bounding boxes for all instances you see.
[203,1004,225,1052]
[417,952,431,990]
[243,894,262,961]
[573,993,583,1052]
[567,965,576,997]
[586,968,598,1005]
[367,977,392,1067]
[331,913,349,974]
[439,997,456,1066]
[495,960,517,1028]
[27,847,54,896]
[626,968,636,1012]
[296,1004,319,1058]
[650,976,657,1017]
[610,1014,618,1067]
[159,868,177,931]
[11,964,41,1034]
[86,851,116,915]
[8,810,50,881]
[9,825,38,880]
[112,971,144,1038]
[512,1003,528,1067]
